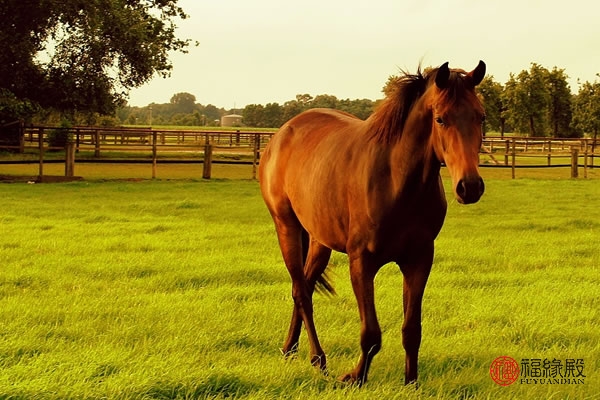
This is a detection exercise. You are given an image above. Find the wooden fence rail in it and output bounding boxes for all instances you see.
[481,137,597,178]
[0,127,598,180]
[2,126,275,180]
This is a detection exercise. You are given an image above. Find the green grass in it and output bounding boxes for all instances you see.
[0,178,599,399]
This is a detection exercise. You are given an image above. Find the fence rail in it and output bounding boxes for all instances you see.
[481,137,597,178]
[0,126,598,180]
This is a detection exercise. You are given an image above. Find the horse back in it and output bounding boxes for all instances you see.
[259,108,366,250]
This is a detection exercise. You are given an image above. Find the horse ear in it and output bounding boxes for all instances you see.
[435,62,450,89]
[470,60,486,86]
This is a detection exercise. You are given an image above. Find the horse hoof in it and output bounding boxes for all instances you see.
[310,354,327,371]
[337,373,363,386]
[280,347,298,360]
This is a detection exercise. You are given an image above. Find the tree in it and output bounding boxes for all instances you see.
[282,100,305,123]
[546,67,574,137]
[572,80,600,143]
[201,105,222,125]
[295,94,314,108]
[0,0,192,120]
[338,98,374,120]
[242,104,265,127]
[312,94,338,109]
[503,63,551,136]
[477,76,505,136]
[170,92,197,115]
[263,103,283,128]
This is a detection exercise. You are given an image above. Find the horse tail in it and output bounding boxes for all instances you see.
[315,272,336,296]
[301,228,336,296]
[301,227,310,267]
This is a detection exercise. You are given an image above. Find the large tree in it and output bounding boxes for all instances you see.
[502,63,551,136]
[477,76,505,135]
[546,67,574,137]
[0,0,192,121]
[170,92,197,115]
[572,80,600,142]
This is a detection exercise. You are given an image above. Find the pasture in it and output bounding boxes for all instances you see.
[0,177,599,399]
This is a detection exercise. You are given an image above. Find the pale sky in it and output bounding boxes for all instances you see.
[127,0,600,108]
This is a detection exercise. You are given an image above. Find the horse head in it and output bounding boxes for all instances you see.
[429,60,486,204]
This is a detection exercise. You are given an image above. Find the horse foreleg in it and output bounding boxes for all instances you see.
[339,254,381,386]
[281,310,301,358]
[399,244,433,385]
[281,229,309,358]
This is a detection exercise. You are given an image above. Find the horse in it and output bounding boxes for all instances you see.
[258,61,486,385]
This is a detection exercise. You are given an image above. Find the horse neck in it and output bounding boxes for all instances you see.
[388,102,441,192]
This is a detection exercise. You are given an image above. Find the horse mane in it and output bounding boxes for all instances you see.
[368,66,475,144]
[367,66,432,144]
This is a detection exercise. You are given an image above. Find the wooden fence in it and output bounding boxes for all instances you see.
[0,126,598,180]
[481,137,597,178]
[3,126,275,180]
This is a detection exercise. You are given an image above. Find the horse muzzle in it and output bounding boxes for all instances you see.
[455,176,484,204]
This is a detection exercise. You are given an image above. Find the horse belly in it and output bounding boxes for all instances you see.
[287,167,350,253]
[287,145,355,252]
[262,110,364,253]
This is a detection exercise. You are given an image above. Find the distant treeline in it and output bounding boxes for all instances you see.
[116,63,600,139]
[116,93,376,129]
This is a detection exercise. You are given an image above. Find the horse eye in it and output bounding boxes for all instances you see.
[435,116,445,126]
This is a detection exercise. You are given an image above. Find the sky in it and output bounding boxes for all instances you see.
[127,0,600,109]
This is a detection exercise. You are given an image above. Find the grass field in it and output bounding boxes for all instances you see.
[1,176,599,399]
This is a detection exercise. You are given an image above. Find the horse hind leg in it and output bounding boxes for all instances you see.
[280,227,332,371]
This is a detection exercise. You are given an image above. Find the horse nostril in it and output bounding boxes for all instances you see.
[456,179,467,200]
[456,177,484,204]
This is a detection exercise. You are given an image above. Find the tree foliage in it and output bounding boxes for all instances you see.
[502,64,551,136]
[241,95,375,128]
[501,64,575,137]
[546,67,573,137]
[572,80,600,140]
[0,0,192,121]
[170,93,197,115]
[118,92,226,126]
[477,76,505,135]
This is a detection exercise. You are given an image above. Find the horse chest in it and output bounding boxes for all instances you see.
[359,195,446,261]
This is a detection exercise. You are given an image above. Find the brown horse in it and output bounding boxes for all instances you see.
[259,61,486,385]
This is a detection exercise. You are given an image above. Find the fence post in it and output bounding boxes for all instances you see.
[591,138,595,169]
[203,144,213,179]
[504,140,510,165]
[547,140,552,166]
[152,131,158,179]
[571,146,579,178]
[511,138,516,179]
[583,141,588,179]
[94,130,101,157]
[19,120,25,153]
[75,128,81,154]
[38,127,44,179]
[65,141,75,177]
[252,134,261,180]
